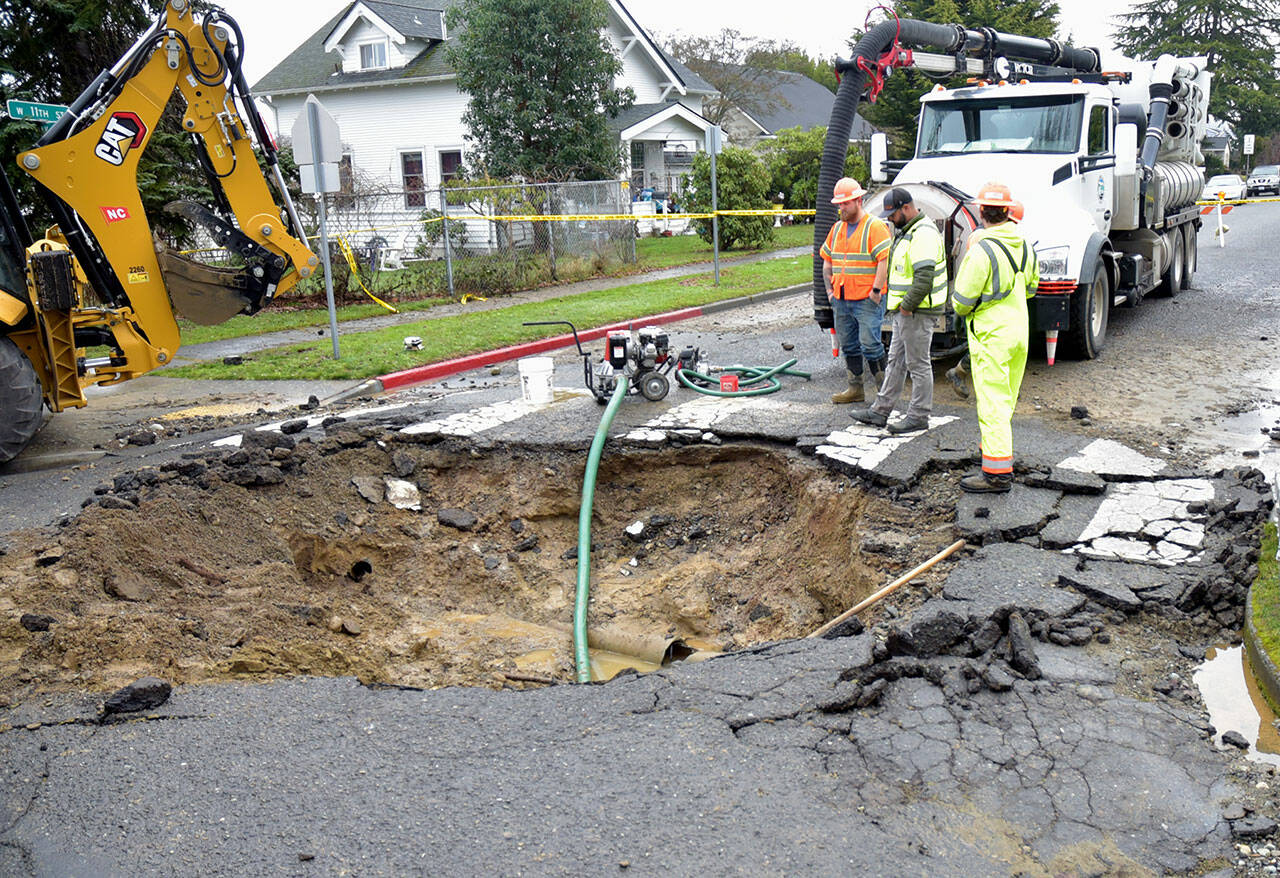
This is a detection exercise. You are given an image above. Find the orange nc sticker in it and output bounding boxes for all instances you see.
[100,206,130,223]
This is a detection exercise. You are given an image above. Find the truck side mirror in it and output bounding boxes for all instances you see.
[1115,123,1138,179]
[870,133,888,183]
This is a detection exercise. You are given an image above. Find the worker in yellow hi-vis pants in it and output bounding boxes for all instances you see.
[951,182,1039,493]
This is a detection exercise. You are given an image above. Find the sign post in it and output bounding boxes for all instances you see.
[1244,133,1255,173]
[705,125,723,286]
[6,99,68,125]
[292,95,343,359]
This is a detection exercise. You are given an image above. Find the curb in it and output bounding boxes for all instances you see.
[321,283,810,404]
[1245,587,1280,715]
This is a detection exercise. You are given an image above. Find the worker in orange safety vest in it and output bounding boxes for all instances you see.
[820,177,892,403]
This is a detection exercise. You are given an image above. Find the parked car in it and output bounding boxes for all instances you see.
[1202,174,1246,201]
[1247,165,1280,197]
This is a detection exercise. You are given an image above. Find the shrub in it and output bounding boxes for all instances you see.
[682,146,774,251]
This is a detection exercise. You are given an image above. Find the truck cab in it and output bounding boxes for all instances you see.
[873,68,1204,361]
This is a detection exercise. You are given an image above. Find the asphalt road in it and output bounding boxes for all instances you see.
[0,206,1278,875]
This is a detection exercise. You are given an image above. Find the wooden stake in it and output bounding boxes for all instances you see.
[807,539,967,639]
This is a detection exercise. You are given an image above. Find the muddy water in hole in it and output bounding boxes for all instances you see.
[1195,645,1280,767]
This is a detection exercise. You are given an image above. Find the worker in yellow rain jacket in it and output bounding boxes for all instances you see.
[951,183,1038,493]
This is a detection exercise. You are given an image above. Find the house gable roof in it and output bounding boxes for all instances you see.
[256,1,461,95]
[611,101,712,141]
[700,64,879,139]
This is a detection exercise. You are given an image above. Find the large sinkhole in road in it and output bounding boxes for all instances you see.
[0,441,954,699]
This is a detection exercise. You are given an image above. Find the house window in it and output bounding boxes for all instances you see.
[439,150,463,182]
[359,41,388,70]
[401,151,425,208]
[630,141,645,170]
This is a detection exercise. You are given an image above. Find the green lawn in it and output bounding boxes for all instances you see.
[175,224,816,347]
[1251,522,1279,699]
[176,295,453,346]
[164,256,808,381]
[633,223,812,270]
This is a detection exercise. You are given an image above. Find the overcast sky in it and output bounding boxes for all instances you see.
[218,0,1140,87]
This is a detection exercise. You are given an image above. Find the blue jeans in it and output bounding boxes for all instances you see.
[832,296,886,363]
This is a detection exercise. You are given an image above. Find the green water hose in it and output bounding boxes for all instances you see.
[675,358,811,397]
[575,374,630,683]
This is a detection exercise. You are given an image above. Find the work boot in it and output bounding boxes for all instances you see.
[945,364,970,399]
[959,472,1013,493]
[831,370,865,404]
[868,356,887,392]
[849,407,887,427]
[887,414,929,434]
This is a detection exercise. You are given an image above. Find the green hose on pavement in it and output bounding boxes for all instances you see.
[675,358,810,397]
[575,374,630,683]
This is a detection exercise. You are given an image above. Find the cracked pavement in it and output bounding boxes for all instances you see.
[1,216,1278,875]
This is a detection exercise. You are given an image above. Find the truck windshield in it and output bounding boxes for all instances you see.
[918,94,1085,156]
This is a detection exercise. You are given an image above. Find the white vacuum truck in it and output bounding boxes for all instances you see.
[813,21,1211,361]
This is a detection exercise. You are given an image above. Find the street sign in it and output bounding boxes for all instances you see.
[704,125,723,155]
[6,99,68,124]
[291,94,341,166]
[1244,134,1256,156]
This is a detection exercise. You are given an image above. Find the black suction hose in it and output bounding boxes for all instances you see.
[813,19,966,327]
[812,19,1101,327]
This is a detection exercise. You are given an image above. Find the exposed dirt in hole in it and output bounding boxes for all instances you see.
[0,441,955,703]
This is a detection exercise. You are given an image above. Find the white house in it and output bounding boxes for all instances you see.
[254,0,719,210]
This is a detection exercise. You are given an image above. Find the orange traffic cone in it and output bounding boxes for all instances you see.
[831,328,839,357]
[1045,330,1059,366]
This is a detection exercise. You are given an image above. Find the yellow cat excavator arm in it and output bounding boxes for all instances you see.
[1,0,315,438]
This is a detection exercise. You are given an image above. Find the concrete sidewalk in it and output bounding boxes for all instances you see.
[170,245,809,365]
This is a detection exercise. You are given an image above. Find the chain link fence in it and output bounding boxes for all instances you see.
[275,178,639,303]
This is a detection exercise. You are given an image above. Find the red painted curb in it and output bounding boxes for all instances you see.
[378,305,706,392]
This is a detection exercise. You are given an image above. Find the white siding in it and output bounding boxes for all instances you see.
[339,20,405,73]
[604,8,676,104]
[271,80,469,194]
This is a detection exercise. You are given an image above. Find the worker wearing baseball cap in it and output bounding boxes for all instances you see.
[850,187,948,434]
[951,182,1039,493]
[820,177,892,403]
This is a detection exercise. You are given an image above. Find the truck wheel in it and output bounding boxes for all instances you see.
[0,337,44,464]
[1063,257,1110,360]
[1180,224,1197,290]
[1155,229,1184,297]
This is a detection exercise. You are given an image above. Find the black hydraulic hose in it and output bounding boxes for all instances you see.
[813,19,963,325]
[1140,81,1173,172]
[814,19,1101,326]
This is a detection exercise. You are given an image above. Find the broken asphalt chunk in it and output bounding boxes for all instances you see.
[103,676,172,716]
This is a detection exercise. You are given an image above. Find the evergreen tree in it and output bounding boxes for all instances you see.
[446,0,633,181]
[0,0,214,242]
[1114,0,1280,138]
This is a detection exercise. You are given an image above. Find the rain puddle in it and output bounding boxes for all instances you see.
[1194,644,1280,767]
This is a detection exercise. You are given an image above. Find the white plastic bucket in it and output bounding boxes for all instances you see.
[517,356,554,404]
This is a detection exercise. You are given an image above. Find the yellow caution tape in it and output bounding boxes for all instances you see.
[1194,195,1280,206]
[337,235,399,313]
[459,293,487,303]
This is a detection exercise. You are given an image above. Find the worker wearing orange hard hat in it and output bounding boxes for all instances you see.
[820,176,892,403]
[945,199,1024,399]
[951,182,1039,493]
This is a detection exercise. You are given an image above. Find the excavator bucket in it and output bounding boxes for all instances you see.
[155,243,254,326]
